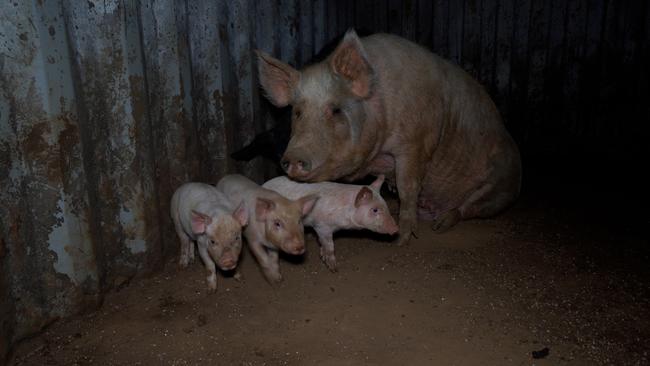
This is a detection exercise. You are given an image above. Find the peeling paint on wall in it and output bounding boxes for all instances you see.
[0,0,330,360]
[47,190,97,285]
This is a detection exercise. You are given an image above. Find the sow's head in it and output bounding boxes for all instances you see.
[256,29,380,182]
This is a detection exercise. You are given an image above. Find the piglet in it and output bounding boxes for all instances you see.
[263,175,398,271]
[170,182,248,292]
[216,174,318,283]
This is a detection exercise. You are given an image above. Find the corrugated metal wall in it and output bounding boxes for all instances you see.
[1,0,648,360]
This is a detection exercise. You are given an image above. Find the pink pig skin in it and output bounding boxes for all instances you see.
[263,175,398,271]
[216,174,318,283]
[170,183,248,292]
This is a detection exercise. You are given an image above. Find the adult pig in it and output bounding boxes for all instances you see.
[170,182,248,292]
[256,30,521,245]
[216,174,318,283]
[263,175,398,272]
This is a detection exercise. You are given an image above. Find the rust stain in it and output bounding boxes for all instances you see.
[23,122,60,183]
[128,75,146,128]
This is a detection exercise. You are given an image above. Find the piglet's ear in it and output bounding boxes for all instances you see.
[354,187,373,208]
[329,29,374,98]
[370,174,385,190]
[256,50,300,107]
[255,197,276,221]
[191,210,212,234]
[299,194,319,216]
[232,201,248,227]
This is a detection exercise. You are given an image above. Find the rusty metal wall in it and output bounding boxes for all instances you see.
[0,0,350,359]
[1,0,649,360]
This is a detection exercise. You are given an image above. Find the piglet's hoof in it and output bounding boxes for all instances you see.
[265,272,283,285]
[179,257,190,269]
[321,255,338,272]
[207,282,217,293]
[233,271,243,281]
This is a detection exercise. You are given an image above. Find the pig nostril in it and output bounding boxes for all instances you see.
[281,159,290,170]
[298,160,311,171]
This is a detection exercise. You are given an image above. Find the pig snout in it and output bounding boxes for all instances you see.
[218,250,237,270]
[284,241,306,255]
[280,153,312,179]
[219,256,236,270]
[382,219,399,236]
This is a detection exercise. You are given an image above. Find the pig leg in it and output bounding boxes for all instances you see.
[395,154,425,246]
[248,241,283,283]
[458,153,521,221]
[267,249,281,281]
[435,154,521,231]
[197,243,218,292]
[314,226,337,272]
[175,224,193,268]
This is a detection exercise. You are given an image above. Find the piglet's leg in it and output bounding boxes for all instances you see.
[178,233,193,268]
[314,226,337,272]
[248,241,283,283]
[188,238,196,264]
[197,243,217,292]
[267,249,282,282]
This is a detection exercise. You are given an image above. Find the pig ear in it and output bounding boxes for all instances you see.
[256,50,300,107]
[329,29,374,98]
[370,174,385,190]
[191,210,212,234]
[255,197,276,221]
[299,194,319,216]
[354,187,373,208]
[232,201,248,227]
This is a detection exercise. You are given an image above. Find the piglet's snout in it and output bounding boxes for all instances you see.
[219,250,237,270]
[383,220,399,235]
[286,241,305,255]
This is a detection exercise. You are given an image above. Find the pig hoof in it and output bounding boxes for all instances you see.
[265,272,283,284]
[431,209,461,233]
[321,255,338,272]
[395,233,411,246]
[207,275,218,292]
[233,272,243,281]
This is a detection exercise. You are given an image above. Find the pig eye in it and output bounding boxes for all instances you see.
[294,109,301,118]
[274,220,283,230]
[372,208,379,214]
[209,239,216,245]
[331,107,342,115]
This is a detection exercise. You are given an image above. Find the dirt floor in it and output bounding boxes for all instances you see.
[9,176,650,365]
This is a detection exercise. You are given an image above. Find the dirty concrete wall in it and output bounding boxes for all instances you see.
[0,0,348,360]
[1,0,649,361]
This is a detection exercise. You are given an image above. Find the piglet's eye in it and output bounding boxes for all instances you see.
[332,107,341,115]
[210,239,216,245]
[294,109,301,118]
[274,221,282,229]
[372,208,379,214]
